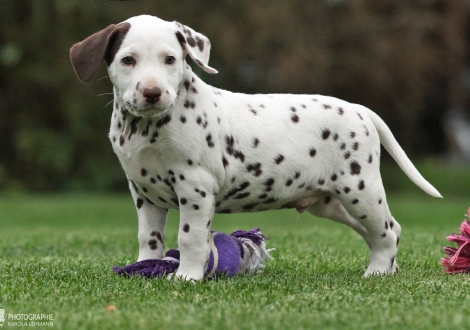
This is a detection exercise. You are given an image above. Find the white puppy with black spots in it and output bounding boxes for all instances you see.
[70,15,441,281]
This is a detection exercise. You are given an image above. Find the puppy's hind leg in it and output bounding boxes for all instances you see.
[335,182,400,276]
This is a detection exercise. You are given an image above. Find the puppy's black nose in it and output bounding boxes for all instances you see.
[143,87,162,104]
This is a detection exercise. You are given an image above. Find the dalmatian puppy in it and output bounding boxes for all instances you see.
[70,15,441,281]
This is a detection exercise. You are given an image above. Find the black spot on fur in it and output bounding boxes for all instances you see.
[360,215,367,219]
[206,133,215,148]
[150,177,157,184]
[368,155,373,163]
[246,163,262,177]
[285,179,293,186]
[224,181,250,200]
[323,104,331,109]
[193,204,199,210]
[353,142,359,150]
[338,107,344,115]
[233,150,245,162]
[352,199,359,204]
[187,159,193,166]
[222,156,229,168]
[340,143,346,150]
[385,221,389,230]
[322,129,331,140]
[274,154,285,164]
[344,187,351,193]
[324,196,331,204]
[264,197,279,204]
[119,135,125,146]
[258,193,268,199]
[350,132,356,138]
[180,115,186,123]
[141,168,147,176]
[309,148,316,157]
[142,122,151,136]
[390,221,394,229]
[358,180,365,190]
[378,198,382,204]
[136,198,144,209]
[253,138,260,148]
[184,100,195,109]
[344,152,351,159]
[331,174,337,181]
[156,115,171,128]
[381,233,386,238]
[179,174,185,180]
[318,179,325,185]
[148,239,157,250]
[150,131,159,143]
[350,161,361,175]
[180,198,187,205]
[234,192,250,199]
[158,197,167,203]
[264,178,275,191]
[291,114,299,123]
[183,224,190,233]
[242,203,257,210]
[156,232,164,243]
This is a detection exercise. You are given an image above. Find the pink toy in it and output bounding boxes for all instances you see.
[442,208,470,273]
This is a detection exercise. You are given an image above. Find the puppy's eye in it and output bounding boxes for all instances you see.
[165,56,176,65]
[121,56,136,66]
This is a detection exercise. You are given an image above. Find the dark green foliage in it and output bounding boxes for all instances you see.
[0,0,466,191]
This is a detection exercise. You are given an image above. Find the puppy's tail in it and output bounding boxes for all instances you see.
[367,109,442,198]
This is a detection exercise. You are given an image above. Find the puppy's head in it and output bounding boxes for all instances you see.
[70,15,217,118]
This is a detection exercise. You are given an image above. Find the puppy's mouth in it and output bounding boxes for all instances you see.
[124,102,172,118]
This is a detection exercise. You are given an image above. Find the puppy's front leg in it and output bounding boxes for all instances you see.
[174,191,214,281]
[128,179,168,261]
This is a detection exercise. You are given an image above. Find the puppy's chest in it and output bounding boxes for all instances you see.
[109,111,180,207]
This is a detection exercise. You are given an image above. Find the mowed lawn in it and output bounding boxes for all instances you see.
[1,193,470,330]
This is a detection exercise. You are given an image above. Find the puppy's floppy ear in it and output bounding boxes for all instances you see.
[174,21,218,74]
[70,22,131,83]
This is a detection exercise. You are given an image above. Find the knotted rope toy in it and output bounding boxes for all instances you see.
[442,208,470,273]
[114,228,274,278]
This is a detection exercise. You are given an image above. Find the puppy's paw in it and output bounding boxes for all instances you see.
[168,269,204,282]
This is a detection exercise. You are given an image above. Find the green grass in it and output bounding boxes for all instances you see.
[1,193,470,330]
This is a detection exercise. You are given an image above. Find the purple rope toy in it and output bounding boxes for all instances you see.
[114,228,274,278]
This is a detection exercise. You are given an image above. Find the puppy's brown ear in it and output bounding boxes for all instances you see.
[70,22,131,83]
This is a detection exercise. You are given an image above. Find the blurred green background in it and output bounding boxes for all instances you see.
[0,0,469,197]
